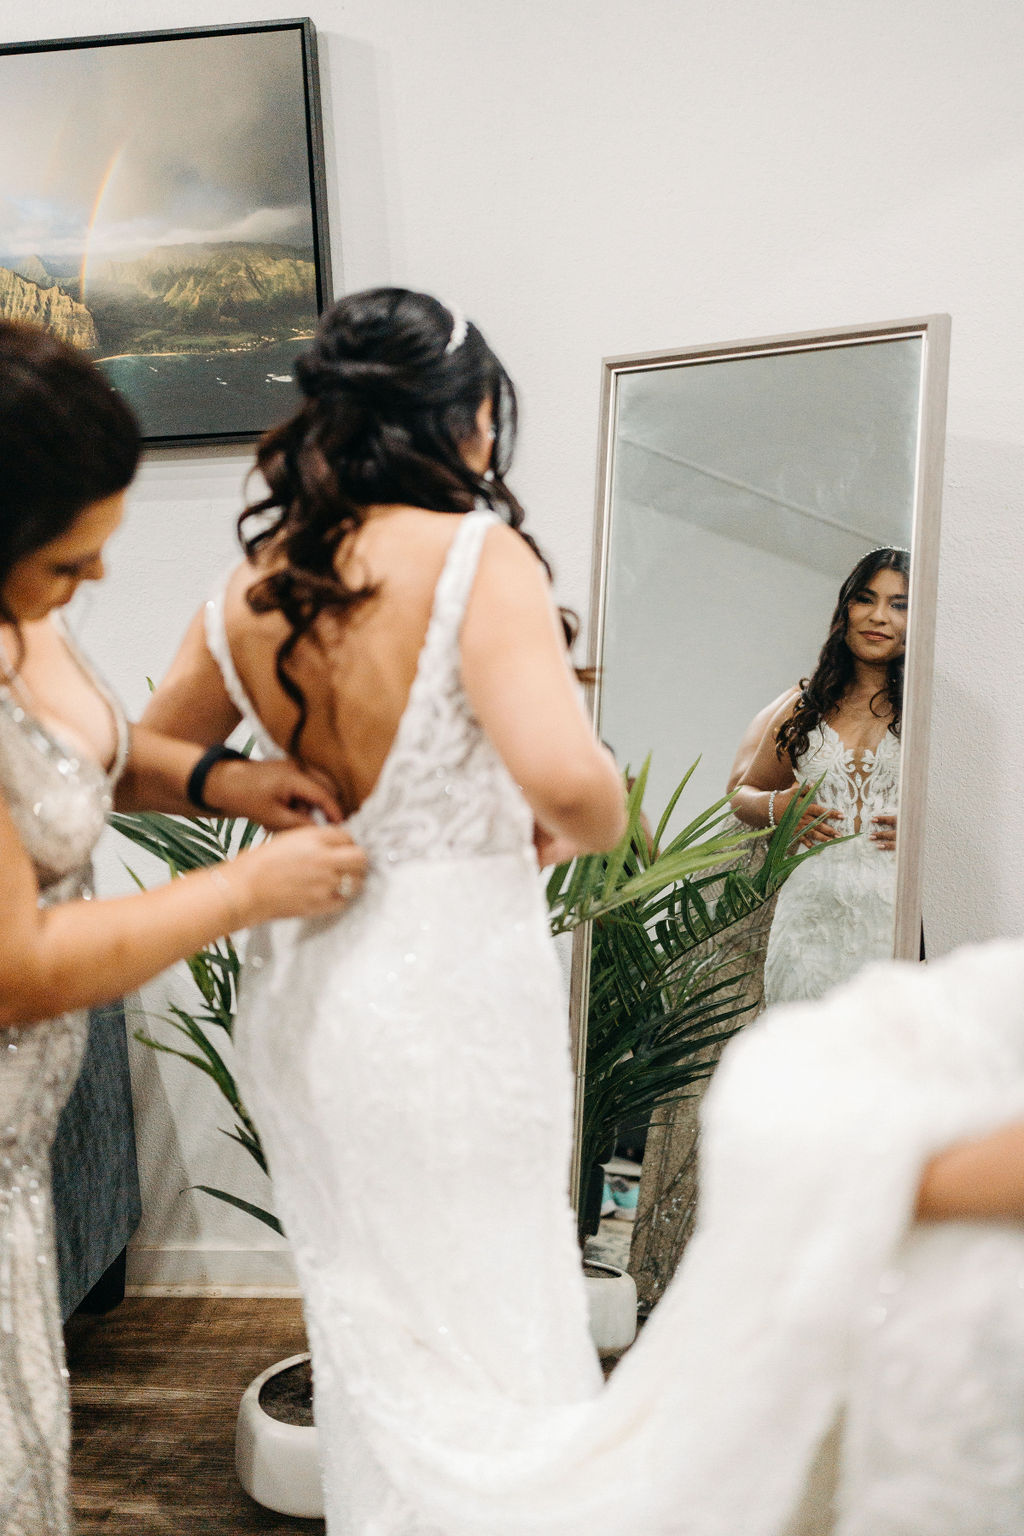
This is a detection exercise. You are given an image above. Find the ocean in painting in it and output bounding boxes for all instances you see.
[100,336,308,441]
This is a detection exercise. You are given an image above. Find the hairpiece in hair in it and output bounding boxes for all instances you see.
[444,306,469,355]
[864,545,910,558]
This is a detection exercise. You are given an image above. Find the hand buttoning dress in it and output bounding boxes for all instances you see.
[0,630,128,1536]
[210,511,1024,1535]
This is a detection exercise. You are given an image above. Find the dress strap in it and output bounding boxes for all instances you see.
[204,578,285,760]
[426,508,501,654]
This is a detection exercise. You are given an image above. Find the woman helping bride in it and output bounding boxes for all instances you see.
[146,290,1024,1536]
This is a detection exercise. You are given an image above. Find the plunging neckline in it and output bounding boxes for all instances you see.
[213,511,487,828]
[820,717,893,764]
[0,617,126,780]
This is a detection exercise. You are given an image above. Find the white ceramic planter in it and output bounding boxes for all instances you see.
[235,1352,323,1518]
[584,1260,638,1353]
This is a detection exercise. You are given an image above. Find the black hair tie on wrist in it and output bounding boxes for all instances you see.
[187,744,247,812]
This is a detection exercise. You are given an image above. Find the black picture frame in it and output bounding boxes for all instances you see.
[0,18,333,447]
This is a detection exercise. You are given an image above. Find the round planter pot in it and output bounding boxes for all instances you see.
[584,1260,638,1353]
[236,1352,323,1518]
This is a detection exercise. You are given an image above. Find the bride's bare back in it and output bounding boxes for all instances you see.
[147,504,624,855]
[221,507,467,814]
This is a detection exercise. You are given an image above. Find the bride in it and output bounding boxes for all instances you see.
[730,548,908,1006]
[147,292,1024,1535]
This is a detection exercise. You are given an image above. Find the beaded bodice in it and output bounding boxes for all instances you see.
[205,508,534,867]
[0,620,129,902]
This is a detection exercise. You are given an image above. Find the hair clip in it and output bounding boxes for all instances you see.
[444,307,469,355]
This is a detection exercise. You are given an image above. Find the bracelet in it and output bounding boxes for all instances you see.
[209,866,246,932]
[186,744,247,811]
[767,789,778,828]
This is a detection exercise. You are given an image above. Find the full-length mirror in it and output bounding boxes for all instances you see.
[573,317,950,1304]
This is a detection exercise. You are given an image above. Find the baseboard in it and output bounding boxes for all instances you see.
[126,1244,301,1297]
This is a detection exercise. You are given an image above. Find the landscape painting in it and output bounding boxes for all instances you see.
[0,22,331,444]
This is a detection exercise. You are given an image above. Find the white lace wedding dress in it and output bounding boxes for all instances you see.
[208,510,1024,1535]
[763,721,900,1007]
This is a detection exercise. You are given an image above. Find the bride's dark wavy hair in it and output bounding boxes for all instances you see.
[239,287,576,757]
[775,547,910,766]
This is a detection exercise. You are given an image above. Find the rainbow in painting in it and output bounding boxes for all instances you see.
[0,22,331,443]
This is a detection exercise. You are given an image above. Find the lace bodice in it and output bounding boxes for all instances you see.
[763,718,900,1008]
[205,508,534,866]
[794,720,900,837]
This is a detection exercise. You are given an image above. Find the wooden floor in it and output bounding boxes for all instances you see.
[66,1296,323,1534]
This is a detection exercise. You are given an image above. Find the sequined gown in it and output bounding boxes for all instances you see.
[762,721,900,1007]
[210,511,1024,1535]
[0,635,128,1535]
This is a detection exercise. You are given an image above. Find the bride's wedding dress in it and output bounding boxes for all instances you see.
[763,723,900,1008]
[206,510,1024,1535]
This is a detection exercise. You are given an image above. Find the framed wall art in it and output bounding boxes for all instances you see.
[0,19,333,446]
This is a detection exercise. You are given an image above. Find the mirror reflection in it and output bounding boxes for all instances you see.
[729,544,908,1008]
[587,330,930,1302]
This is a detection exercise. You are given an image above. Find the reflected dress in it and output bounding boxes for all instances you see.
[210,511,1024,1535]
[762,722,900,1007]
[0,638,127,1535]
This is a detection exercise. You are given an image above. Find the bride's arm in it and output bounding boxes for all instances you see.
[916,1123,1024,1221]
[730,697,843,846]
[726,689,800,795]
[729,697,800,829]
[460,525,626,855]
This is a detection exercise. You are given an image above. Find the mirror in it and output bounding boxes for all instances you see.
[572,317,950,1303]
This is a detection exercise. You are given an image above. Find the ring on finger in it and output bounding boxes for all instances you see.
[336,873,357,899]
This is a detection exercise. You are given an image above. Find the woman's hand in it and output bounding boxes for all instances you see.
[230,824,368,925]
[203,757,343,829]
[870,812,898,851]
[776,786,843,847]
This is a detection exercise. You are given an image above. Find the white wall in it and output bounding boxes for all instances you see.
[600,506,838,821]
[7,0,1024,1285]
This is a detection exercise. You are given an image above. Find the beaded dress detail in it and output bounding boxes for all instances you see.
[763,721,900,1007]
[0,627,128,1536]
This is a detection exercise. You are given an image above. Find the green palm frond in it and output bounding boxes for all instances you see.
[115,771,267,1227]
[546,759,833,1224]
[190,1186,283,1236]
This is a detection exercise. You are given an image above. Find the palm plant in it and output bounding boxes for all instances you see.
[546,759,829,1233]
[114,757,828,1241]
[110,801,283,1234]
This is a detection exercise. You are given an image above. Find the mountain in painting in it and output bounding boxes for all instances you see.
[84,243,317,357]
[9,255,54,287]
[0,243,316,362]
[0,264,99,349]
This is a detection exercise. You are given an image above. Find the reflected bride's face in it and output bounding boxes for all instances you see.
[844,567,908,664]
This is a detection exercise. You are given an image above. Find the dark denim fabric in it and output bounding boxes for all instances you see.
[51,1000,141,1319]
